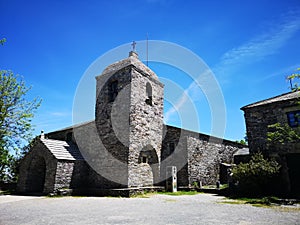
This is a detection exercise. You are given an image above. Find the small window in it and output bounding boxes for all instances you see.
[142,156,148,163]
[109,80,118,102]
[287,110,300,127]
[145,82,153,106]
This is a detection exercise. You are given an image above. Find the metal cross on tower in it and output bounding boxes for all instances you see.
[131,41,136,52]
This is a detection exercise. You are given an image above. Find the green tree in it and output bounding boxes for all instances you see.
[0,38,6,46]
[267,68,300,147]
[267,123,300,144]
[286,68,300,91]
[0,70,41,182]
[232,153,280,196]
[236,134,248,145]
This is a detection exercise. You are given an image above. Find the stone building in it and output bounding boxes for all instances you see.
[17,51,245,196]
[241,91,300,196]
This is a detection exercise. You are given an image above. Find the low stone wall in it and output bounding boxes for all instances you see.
[57,186,165,197]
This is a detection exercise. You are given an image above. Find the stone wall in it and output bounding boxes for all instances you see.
[54,161,75,190]
[187,136,242,185]
[162,125,245,186]
[47,128,73,142]
[17,140,57,194]
[243,100,300,154]
[95,66,131,188]
[74,121,128,189]
[128,67,164,187]
[161,126,189,186]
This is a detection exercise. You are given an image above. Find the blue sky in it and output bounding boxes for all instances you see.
[1,0,300,141]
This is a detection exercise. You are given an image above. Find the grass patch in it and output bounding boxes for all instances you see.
[159,191,199,196]
[220,196,282,208]
[0,190,13,195]
[46,194,64,198]
[201,184,228,189]
[219,200,245,205]
[237,197,279,206]
[132,192,155,198]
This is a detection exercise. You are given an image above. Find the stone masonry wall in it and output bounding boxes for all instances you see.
[187,135,242,185]
[17,140,57,194]
[128,67,164,187]
[54,161,75,190]
[162,126,244,186]
[47,128,73,142]
[243,100,300,154]
[161,126,189,186]
[94,66,132,188]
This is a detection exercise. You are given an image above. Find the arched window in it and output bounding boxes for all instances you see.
[145,82,152,106]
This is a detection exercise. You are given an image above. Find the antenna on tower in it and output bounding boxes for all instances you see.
[146,33,149,67]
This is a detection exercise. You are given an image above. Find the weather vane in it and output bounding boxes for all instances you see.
[131,41,136,52]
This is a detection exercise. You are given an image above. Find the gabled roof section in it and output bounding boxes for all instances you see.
[98,51,159,80]
[241,91,300,110]
[41,138,84,161]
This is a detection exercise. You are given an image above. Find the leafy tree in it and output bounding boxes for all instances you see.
[232,153,280,196]
[267,123,300,145]
[236,134,248,145]
[0,38,6,46]
[286,68,300,91]
[236,139,246,145]
[266,68,300,148]
[266,68,300,145]
[0,70,41,182]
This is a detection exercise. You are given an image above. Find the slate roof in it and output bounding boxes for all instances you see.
[233,147,249,156]
[41,138,84,161]
[241,91,300,110]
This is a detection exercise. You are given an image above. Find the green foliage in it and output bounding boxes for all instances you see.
[236,139,247,145]
[0,70,41,182]
[159,191,199,196]
[267,123,300,144]
[192,181,199,188]
[232,153,280,196]
[286,68,300,91]
[236,134,248,145]
[221,196,281,207]
[0,38,6,46]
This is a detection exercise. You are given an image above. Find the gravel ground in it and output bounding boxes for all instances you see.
[0,193,299,225]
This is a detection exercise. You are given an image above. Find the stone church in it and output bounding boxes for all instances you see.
[17,50,245,196]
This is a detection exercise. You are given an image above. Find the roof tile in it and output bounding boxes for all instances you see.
[241,91,300,109]
[41,139,84,161]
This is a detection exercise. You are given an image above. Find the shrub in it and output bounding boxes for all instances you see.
[232,153,280,196]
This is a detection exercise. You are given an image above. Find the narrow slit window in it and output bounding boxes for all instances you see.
[145,82,153,106]
[142,156,147,163]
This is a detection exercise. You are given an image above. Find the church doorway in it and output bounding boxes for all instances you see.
[25,156,46,194]
[138,145,159,186]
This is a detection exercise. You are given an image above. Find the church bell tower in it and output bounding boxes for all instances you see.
[95,48,164,187]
